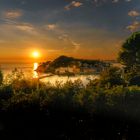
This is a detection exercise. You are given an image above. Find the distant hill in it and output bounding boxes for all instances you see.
[49,56,75,68]
[36,55,110,73]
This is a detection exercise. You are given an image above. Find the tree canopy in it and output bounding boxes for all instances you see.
[118,31,140,70]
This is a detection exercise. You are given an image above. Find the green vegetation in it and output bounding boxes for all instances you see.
[118,31,140,88]
[0,71,139,139]
[0,74,140,117]
[0,32,140,139]
[0,66,140,139]
[0,70,3,85]
[118,31,140,72]
[37,55,110,73]
[97,67,126,88]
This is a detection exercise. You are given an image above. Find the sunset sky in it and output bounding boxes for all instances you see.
[0,0,140,62]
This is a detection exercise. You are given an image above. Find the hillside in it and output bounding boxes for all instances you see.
[36,55,110,73]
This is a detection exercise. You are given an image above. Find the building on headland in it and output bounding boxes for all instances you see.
[55,64,103,75]
[80,67,96,74]
[55,66,80,74]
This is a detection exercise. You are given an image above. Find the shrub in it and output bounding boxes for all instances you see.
[0,70,3,85]
[129,75,140,86]
[98,67,126,88]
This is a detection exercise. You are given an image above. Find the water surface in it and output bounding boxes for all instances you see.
[0,63,99,85]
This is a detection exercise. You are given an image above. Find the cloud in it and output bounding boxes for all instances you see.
[46,24,57,30]
[125,0,132,2]
[71,41,81,51]
[65,1,83,10]
[58,33,81,51]
[15,23,38,35]
[44,23,81,52]
[112,0,119,3]
[71,1,83,7]
[0,18,17,25]
[4,10,23,19]
[0,16,38,35]
[128,10,140,17]
[126,21,140,32]
[0,17,38,35]
[88,0,132,6]
[58,34,69,41]
[89,0,117,7]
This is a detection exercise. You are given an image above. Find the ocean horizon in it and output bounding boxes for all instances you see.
[0,63,33,77]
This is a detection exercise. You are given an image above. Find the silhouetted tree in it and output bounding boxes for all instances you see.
[0,70,3,85]
[129,75,140,86]
[99,67,125,88]
[118,31,140,71]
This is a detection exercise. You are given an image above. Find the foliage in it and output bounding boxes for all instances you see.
[118,31,140,70]
[97,67,126,88]
[50,55,75,68]
[118,32,140,85]
[0,70,3,85]
[0,70,140,139]
[129,75,140,86]
[37,55,110,73]
[4,68,24,84]
[0,74,139,118]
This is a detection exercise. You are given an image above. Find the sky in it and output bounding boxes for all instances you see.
[0,0,140,62]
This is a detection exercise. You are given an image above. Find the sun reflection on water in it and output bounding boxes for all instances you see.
[33,63,39,78]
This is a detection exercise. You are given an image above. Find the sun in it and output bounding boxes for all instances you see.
[32,51,40,58]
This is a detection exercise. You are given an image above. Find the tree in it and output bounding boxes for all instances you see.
[99,67,125,88]
[129,75,140,86]
[118,31,140,70]
[0,70,3,85]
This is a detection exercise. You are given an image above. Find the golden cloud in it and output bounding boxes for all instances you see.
[128,10,140,17]
[4,10,23,19]
[46,24,57,30]
[126,21,140,32]
[65,1,83,10]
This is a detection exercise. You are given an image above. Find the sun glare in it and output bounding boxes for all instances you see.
[32,51,40,58]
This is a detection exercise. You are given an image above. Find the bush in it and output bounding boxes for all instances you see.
[129,75,140,86]
[0,76,140,139]
[0,70,3,85]
[0,85,13,100]
[98,67,126,88]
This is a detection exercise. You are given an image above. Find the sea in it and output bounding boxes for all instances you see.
[0,63,99,86]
